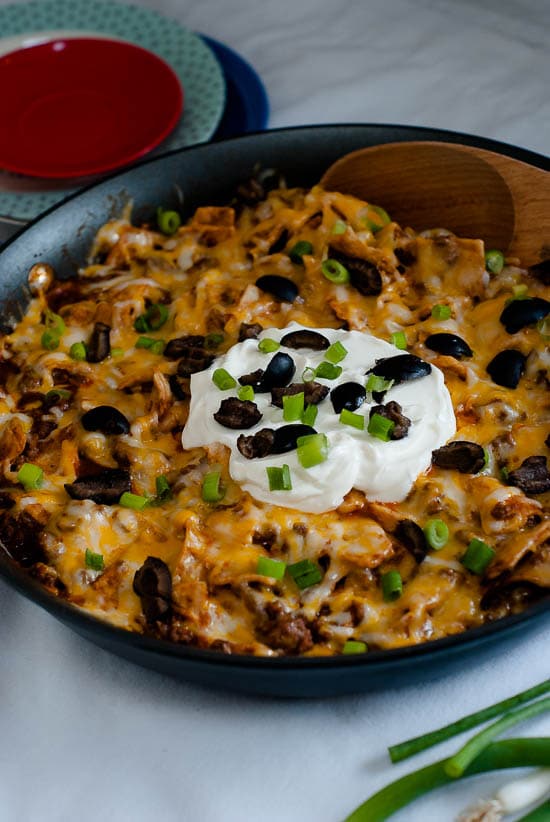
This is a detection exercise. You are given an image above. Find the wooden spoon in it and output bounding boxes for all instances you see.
[320,141,550,265]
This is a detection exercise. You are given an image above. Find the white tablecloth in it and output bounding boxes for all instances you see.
[1,1,549,820]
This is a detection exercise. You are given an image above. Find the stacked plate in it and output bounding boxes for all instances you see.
[0,0,269,224]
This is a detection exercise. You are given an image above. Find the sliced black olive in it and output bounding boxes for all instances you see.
[367,354,431,385]
[267,227,290,255]
[431,441,485,473]
[499,297,550,334]
[394,247,416,268]
[0,491,15,510]
[168,374,188,401]
[528,259,550,286]
[486,349,526,389]
[394,519,428,563]
[424,333,473,359]
[271,381,329,408]
[86,322,110,363]
[64,469,131,505]
[330,382,366,414]
[329,249,382,296]
[237,429,275,459]
[369,401,411,440]
[213,397,262,429]
[238,368,265,388]
[272,424,317,454]
[164,335,205,360]
[81,405,130,435]
[507,455,550,495]
[280,329,330,350]
[256,275,298,303]
[133,556,172,624]
[257,352,296,392]
[238,322,263,341]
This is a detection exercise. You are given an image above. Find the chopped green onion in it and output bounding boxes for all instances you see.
[302,403,318,427]
[157,207,181,235]
[445,696,550,778]
[283,392,304,422]
[296,433,329,468]
[363,204,391,233]
[110,347,124,358]
[45,388,71,403]
[155,475,172,503]
[69,341,87,361]
[44,309,65,336]
[134,303,169,333]
[119,492,149,510]
[512,283,529,298]
[17,462,44,490]
[257,556,286,580]
[302,366,316,383]
[135,336,156,349]
[332,220,347,235]
[340,409,365,430]
[202,470,225,503]
[390,331,407,350]
[423,519,449,551]
[85,549,104,571]
[366,375,394,394]
[431,304,452,320]
[134,315,149,333]
[315,361,342,380]
[212,368,237,391]
[321,259,350,284]
[266,464,292,491]
[205,332,224,348]
[289,240,313,264]
[482,447,490,469]
[381,570,403,602]
[258,338,280,354]
[288,559,323,589]
[343,640,368,654]
[501,466,510,481]
[41,329,60,350]
[368,413,395,442]
[325,340,348,364]
[237,385,255,401]
[150,340,165,355]
[389,679,550,764]
[461,538,495,575]
[485,249,505,274]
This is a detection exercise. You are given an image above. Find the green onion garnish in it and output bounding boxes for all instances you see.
[205,332,224,348]
[257,556,286,580]
[431,304,452,320]
[390,331,407,349]
[302,403,318,427]
[289,240,313,264]
[485,249,505,274]
[110,347,125,358]
[237,385,255,401]
[17,462,44,490]
[365,204,391,233]
[296,433,329,468]
[266,464,292,491]
[368,413,395,442]
[288,559,323,590]
[202,470,225,503]
[461,538,495,574]
[512,283,529,298]
[343,640,368,654]
[423,518,449,550]
[69,341,87,361]
[157,207,181,235]
[136,336,156,349]
[155,475,172,503]
[150,340,165,355]
[85,549,104,571]
[315,361,342,380]
[134,303,169,333]
[119,492,149,510]
[41,329,60,350]
[45,388,71,403]
[45,309,66,336]
[325,340,348,364]
[283,392,304,422]
[302,366,316,383]
[501,466,510,481]
[258,338,280,354]
[381,570,403,602]
[212,368,237,391]
[134,315,149,333]
[332,220,347,235]
[321,258,350,284]
[366,375,394,394]
[340,409,365,430]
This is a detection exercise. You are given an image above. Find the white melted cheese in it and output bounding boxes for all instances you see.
[182,323,456,513]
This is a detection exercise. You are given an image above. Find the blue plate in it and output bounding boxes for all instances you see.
[201,35,269,138]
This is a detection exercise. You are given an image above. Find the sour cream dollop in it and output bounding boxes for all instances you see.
[182,323,456,513]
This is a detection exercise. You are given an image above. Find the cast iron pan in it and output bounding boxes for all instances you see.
[1,124,549,697]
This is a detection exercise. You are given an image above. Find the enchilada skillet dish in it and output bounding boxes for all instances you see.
[0,175,548,657]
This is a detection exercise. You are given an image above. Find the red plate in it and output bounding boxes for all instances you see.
[0,38,183,178]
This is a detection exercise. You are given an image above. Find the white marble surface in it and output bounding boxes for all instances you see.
[1,1,549,820]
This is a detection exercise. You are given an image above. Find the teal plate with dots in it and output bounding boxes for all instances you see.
[0,0,226,222]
